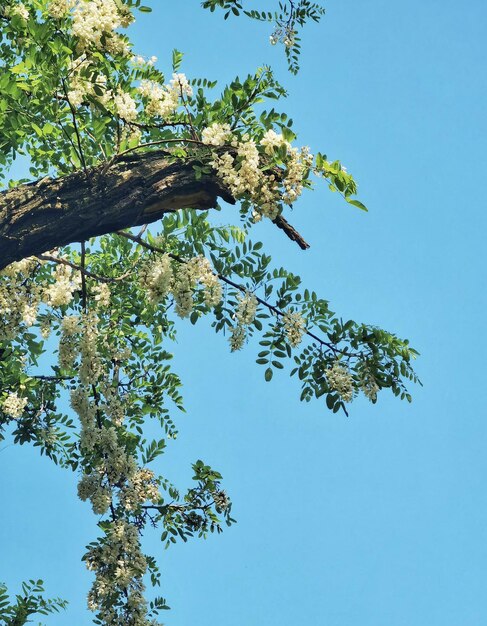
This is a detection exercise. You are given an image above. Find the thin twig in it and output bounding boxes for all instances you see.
[61,79,89,175]
[36,254,133,284]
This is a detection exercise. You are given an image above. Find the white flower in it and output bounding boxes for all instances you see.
[260,129,288,155]
[93,283,111,307]
[327,362,354,402]
[22,303,37,327]
[229,324,246,351]
[202,122,232,147]
[2,392,27,418]
[282,311,306,347]
[47,0,74,18]
[142,255,173,303]
[8,3,29,20]
[113,89,138,122]
[235,291,258,326]
[360,368,380,402]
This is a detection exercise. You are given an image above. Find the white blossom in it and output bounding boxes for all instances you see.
[72,0,130,54]
[142,255,173,303]
[327,362,354,402]
[7,3,29,20]
[47,0,75,18]
[360,368,380,402]
[1,392,27,418]
[229,324,246,351]
[138,73,192,119]
[282,310,306,347]
[113,89,138,122]
[260,129,288,155]
[202,122,232,147]
[93,282,111,307]
[235,291,258,326]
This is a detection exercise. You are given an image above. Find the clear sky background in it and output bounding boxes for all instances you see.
[2,1,487,624]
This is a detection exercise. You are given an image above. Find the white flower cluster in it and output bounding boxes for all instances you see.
[326,362,354,403]
[141,254,222,317]
[142,254,173,303]
[282,146,313,205]
[72,381,161,622]
[101,383,127,426]
[72,0,132,55]
[66,56,142,126]
[6,2,29,20]
[58,314,81,371]
[235,291,258,326]
[120,468,160,511]
[260,128,288,155]
[228,291,258,352]
[189,256,223,308]
[44,262,82,307]
[93,282,111,307]
[360,368,380,402]
[282,310,306,348]
[1,392,27,418]
[228,323,246,352]
[85,520,151,626]
[112,88,138,122]
[132,54,157,67]
[172,262,196,319]
[213,490,231,512]
[201,122,232,146]
[269,24,295,48]
[205,126,312,221]
[46,0,75,19]
[71,384,137,511]
[0,258,40,340]
[78,471,112,515]
[65,56,107,108]
[79,312,103,385]
[138,73,192,119]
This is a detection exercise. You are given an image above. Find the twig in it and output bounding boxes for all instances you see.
[61,79,89,176]
[36,254,133,284]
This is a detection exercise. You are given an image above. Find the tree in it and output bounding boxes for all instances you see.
[0,1,420,624]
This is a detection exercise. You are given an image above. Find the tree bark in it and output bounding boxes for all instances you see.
[0,150,310,271]
[0,151,235,271]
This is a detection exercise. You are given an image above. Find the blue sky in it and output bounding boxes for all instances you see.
[2,1,487,624]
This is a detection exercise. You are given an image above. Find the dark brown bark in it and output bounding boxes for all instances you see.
[0,150,308,270]
[0,151,234,270]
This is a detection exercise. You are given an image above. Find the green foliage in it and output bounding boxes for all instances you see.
[201,0,325,73]
[0,580,67,626]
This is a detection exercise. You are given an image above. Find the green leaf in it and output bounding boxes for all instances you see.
[346,198,368,211]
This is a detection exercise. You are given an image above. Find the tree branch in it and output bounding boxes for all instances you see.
[0,151,235,270]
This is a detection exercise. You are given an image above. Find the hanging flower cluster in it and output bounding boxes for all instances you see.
[282,310,306,348]
[228,291,258,352]
[1,392,28,418]
[141,254,222,317]
[0,259,39,340]
[70,377,161,625]
[85,520,150,626]
[326,362,354,403]
[360,367,380,402]
[203,123,313,222]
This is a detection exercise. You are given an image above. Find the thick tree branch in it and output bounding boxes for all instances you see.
[0,150,310,270]
[0,151,235,270]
